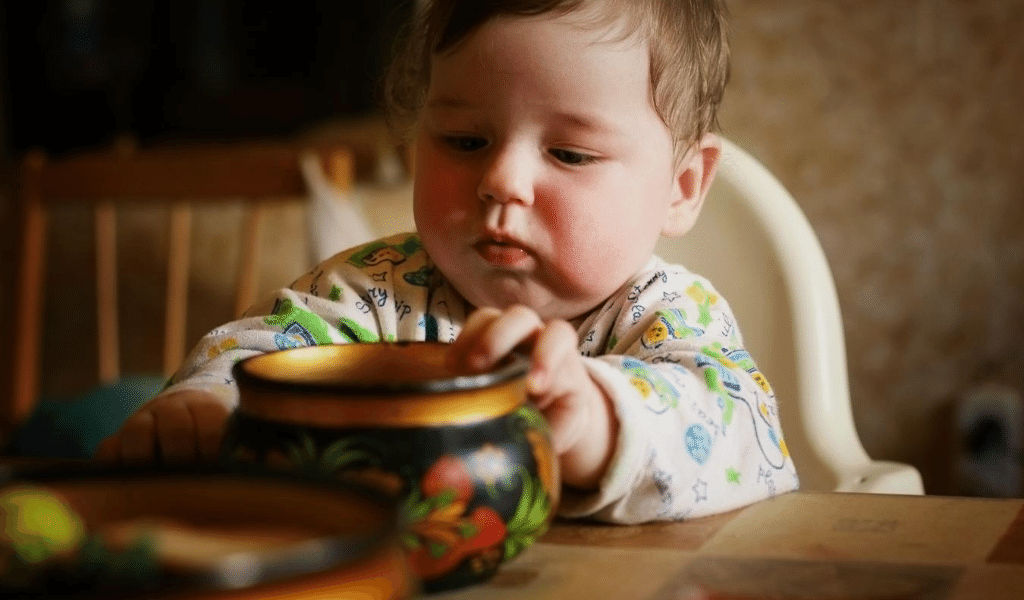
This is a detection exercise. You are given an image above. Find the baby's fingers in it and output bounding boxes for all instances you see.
[527,320,581,403]
[115,410,159,464]
[539,395,588,453]
[94,434,121,462]
[154,400,200,464]
[191,401,231,462]
[449,307,503,360]
[450,305,543,372]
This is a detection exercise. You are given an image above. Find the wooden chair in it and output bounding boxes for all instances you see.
[4,141,355,449]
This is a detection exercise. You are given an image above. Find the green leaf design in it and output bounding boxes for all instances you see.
[302,433,316,460]
[428,542,448,559]
[457,522,479,538]
[400,533,421,550]
[503,538,519,561]
[431,487,456,509]
[503,473,552,561]
[507,472,533,531]
[282,431,319,466]
[525,495,550,532]
[402,490,432,523]
[319,439,377,471]
[285,443,307,465]
[513,406,550,434]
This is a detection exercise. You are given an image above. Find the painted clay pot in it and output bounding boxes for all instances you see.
[222,342,560,593]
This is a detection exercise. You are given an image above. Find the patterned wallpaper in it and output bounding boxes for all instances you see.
[720,0,1024,491]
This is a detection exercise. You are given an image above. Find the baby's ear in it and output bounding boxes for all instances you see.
[662,133,721,237]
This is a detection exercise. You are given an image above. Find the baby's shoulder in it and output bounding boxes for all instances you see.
[293,232,439,294]
[619,256,720,304]
[338,233,428,271]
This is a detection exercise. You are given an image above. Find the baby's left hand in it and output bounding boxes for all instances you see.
[447,305,618,489]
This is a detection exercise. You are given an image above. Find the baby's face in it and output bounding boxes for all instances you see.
[413,10,683,321]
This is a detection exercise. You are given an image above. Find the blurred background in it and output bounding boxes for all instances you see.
[0,0,1022,495]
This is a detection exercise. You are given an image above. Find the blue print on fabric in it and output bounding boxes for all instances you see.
[273,332,305,350]
[685,423,712,465]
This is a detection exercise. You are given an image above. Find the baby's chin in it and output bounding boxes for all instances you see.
[455,279,608,323]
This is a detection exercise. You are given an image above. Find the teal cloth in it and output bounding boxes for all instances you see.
[7,375,166,458]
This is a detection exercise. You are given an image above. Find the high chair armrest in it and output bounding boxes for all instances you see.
[835,460,925,495]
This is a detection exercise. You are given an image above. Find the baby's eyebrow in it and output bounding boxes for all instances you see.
[553,110,620,135]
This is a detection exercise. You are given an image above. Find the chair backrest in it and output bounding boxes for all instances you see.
[4,141,354,440]
[655,138,923,493]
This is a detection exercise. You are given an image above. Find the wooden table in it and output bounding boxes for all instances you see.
[5,457,1023,599]
[438,491,1024,600]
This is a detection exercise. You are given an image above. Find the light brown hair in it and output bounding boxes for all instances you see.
[382,0,730,159]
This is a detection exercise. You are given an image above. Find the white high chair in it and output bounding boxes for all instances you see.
[655,138,924,494]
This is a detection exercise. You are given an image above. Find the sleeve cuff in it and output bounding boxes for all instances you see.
[556,357,653,520]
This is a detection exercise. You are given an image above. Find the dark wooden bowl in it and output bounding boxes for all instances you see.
[0,464,414,599]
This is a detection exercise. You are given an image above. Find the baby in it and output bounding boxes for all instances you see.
[98,0,799,522]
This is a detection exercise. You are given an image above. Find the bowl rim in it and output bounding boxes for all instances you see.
[0,463,406,596]
[232,342,530,396]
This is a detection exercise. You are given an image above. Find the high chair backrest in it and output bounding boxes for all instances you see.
[4,141,354,441]
[655,138,924,494]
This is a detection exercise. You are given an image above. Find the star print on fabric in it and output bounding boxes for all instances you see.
[726,467,741,484]
[662,291,681,302]
[653,469,672,499]
[692,479,708,502]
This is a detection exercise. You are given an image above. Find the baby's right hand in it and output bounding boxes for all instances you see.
[94,390,230,465]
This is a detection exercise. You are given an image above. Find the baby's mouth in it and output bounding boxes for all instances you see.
[474,236,532,267]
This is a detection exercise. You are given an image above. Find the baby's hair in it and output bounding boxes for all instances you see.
[382,0,730,160]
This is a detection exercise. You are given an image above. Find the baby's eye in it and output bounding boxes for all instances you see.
[443,135,488,152]
[549,148,597,165]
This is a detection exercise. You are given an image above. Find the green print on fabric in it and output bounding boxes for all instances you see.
[703,368,736,425]
[702,342,774,397]
[695,344,742,426]
[264,299,335,345]
[347,236,422,268]
[685,281,718,327]
[338,317,379,343]
[726,467,741,484]
[640,309,704,351]
[328,285,343,301]
[403,266,434,287]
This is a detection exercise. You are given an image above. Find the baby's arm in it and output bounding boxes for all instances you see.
[95,233,446,465]
[558,270,799,523]
[95,389,230,464]
[447,305,619,489]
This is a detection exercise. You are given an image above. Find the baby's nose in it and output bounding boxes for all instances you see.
[477,147,535,205]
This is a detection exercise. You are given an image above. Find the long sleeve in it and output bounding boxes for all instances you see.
[160,233,468,408]
[558,259,799,523]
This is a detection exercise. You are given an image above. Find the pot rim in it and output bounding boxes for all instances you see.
[232,342,529,396]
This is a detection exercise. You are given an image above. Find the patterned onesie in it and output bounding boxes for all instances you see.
[163,233,799,523]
